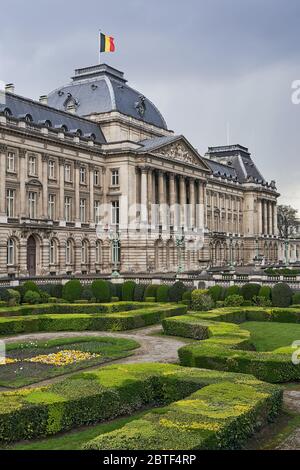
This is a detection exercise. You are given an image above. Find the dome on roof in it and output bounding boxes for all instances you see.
[47,64,168,130]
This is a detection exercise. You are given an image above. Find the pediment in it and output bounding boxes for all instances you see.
[151,137,211,171]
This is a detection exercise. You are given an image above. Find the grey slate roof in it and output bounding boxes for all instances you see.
[137,135,180,152]
[203,158,238,180]
[47,64,167,130]
[0,92,106,144]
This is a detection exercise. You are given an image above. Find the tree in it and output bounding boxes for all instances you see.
[277,205,298,238]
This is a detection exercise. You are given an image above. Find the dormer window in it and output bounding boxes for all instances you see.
[3,108,11,118]
[25,114,33,123]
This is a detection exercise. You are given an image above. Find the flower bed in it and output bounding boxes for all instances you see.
[162,307,300,383]
[0,363,282,449]
[0,337,139,388]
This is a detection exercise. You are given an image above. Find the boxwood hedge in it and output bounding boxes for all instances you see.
[0,304,187,336]
[162,306,300,383]
[0,363,281,447]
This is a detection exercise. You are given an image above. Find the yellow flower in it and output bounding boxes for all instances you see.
[25,350,100,366]
[0,357,18,366]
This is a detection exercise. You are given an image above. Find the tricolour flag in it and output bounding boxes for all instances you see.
[99,33,115,53]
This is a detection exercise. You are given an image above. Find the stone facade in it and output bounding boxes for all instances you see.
[0,63,299,278]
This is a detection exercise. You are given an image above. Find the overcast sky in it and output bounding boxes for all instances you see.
[1,0,300,211]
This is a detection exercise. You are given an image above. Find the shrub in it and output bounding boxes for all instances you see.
[182,291,192,301]
[216,301,224,308]
[24,290,41,305]
[7,289,21,306]
[224,285,241,298]
[191,290,215,311]
[122,281,136,301]
[22,281,40,294]
[259,286,272,300]
[62,280,82,303]
[144,285,159,300]
[0,288,11,302]
[81,286,93,302]
[169,282,186,303]
[293,292,300,305]
[133,284,145,302]
[145,297,156,303]
[253,296,272,307]
[156,285,170,303]
[107,281,117,298]
[272,283,293,307]
[114,283,123,301]
[224,295,244,307]
[111,296,119,302]
[208,285,223,302]
[242,300,253,307]
[39,291,50,303]
[241,283,261,301]
[39,284,63,299]
[91,280,111,303]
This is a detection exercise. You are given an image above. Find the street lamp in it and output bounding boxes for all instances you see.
[229,236,234,271]
[175,227,185,274]
[108,227,121,278]
[285,238,289,267]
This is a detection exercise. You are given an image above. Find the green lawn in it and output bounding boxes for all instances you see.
[6,412,146,450]
[243,321,300,351]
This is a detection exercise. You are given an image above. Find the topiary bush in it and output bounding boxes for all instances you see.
[272,283,293,307]
[91,280,111,303]
[133,284,145,302]
[24,290,41,305]
[122,281,136,301]
[241,283,261,301]
[22,281,40,294]
[39,284,63,299]
[208,285,223,302]
[156,285,170,303]
[224,295,244,307]
[144,284,159,301]
[259,286,272,300]
[224,285,241,298]
[62,280,83,303]
[292,292,300,305]
[191,290,215,311]
[6,289,21,306]
[169,281,186,303]
[107,281,117,298]
[81,286,93,302]
[114,283,123,301]
[252,296,272,307]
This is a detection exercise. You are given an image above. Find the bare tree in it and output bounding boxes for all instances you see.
[277,205,298,238]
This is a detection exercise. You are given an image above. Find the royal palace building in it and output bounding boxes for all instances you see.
[0,63,298,278]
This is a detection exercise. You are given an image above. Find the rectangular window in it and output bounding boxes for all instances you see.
[111,200,120,226]
[48,160,56,179]
[28,156,37,176]
[64,196,72,222]
[94,200,101,223]
[111,169,119,186]
[80,198,86,223]
[80,167,86,184]
[94,169,100,186]
[6,189,15,218]
[28,192,37,219]
[65,164,72,182]
[48,194,56,220]
[7,152,15,172]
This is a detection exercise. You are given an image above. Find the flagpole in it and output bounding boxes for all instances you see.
[98,30,101,65]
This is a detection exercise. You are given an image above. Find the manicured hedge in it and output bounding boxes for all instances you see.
[122,281,136,301]
[241,283,261,301]
[156,285,170,303]
[91,280,111,303]
[169,281,186,303]
[0,363,281,446]
[144,284,159,300]
[163,306,300,383]
[62,280,82,302]
[272,283,293,307]
[0,304,188,336]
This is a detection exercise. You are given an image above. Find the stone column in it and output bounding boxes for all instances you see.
[169,173,176,227]
[273,203,278,236]
[158,171,166,227]
[147,168,153,227]
[58,158,65,225]
[89,164,94,226]
[179,176,186,228]
[268,201,273,235]
[189,178,195,229]
[257,199,262,235]
[74,162,80,227]
[140,167,148,225]
[0,144,7,222]
[263,200,268,235]
[19,149,27,219]
[42,154,48,219]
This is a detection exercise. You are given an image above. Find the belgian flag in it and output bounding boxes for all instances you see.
[99,33,115,53]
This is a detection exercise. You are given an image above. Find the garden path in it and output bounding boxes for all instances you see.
[0,325,187,391]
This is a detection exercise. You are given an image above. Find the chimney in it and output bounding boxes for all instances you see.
[39,95,48,105]
[5,83,15,94]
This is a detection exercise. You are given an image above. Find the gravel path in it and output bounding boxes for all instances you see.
[0,326,187,391]
[276,390,300,450]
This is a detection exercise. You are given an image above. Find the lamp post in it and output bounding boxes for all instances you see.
[229,236,234,271]
[285,238,289,267]
[108,227,121,278]
[175,228,185,274]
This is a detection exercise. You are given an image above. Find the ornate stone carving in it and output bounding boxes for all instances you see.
[153,142,200,166]
[19,149,26,158]
[134,95,146,117]
[0,144,7,153]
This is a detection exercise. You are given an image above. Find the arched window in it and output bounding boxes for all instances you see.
[66,239,74,265]
[50,239,57,265]
[7,238,15,265]
[81,240,89,264]
[4,108,12,118]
